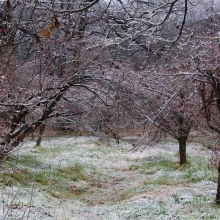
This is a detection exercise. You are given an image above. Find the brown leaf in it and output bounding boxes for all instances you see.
[52,16,60,29]
[41,29,51,38]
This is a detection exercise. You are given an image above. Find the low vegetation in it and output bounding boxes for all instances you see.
[0,136,220,219]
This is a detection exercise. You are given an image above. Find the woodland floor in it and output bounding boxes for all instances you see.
[0,135,220,219]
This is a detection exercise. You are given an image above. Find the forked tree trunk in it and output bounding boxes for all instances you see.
[178,137,187,166]
[36,123,46,147]
[216,161,220,204]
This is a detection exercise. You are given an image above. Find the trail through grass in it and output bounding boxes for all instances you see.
[0,136,220,219]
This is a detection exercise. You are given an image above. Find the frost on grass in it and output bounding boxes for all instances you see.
[0,136,220,219]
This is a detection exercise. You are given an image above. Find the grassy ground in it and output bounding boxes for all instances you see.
[0,136,220,219]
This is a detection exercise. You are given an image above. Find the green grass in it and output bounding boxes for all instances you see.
[142,159,180,172]
[126,154,217,189]
[162,139,179,145]
[57,162,86,181]
[118,200,169,219]
[18,154,43,167]
[1,137,220,219]
[0,162,88,198]
[179,164,217,183]
[144,174,180,186]
[132,155,180,175]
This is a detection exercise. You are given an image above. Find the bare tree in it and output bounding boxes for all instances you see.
[0,0,208,160]
[0,0,111,158]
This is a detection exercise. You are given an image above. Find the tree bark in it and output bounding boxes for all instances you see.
[216,161,220,204]
[0,92,64,159]
[36,123,46,147]
[178,137,187,166]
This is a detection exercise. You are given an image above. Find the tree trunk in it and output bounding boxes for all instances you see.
[36,123,46,147]
[178,137,187,166]
[216,161,220,204]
